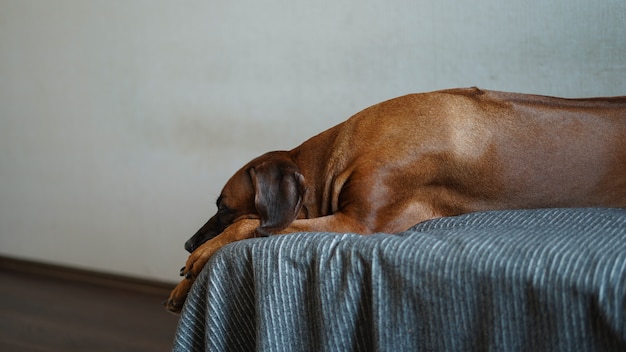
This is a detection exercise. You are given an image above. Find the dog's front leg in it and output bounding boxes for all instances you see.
[164,218,260,314]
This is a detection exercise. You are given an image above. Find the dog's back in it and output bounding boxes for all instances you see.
[296,88,626,224]
[443,88,626,209]
[474,89,626,209]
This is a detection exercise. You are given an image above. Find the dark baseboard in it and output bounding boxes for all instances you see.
[0,255,176,297]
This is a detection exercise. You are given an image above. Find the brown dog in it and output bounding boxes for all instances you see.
[165,87,626,313]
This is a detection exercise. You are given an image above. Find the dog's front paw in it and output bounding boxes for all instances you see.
[164,245,217,313]
[163,279,193,314]
[180,246,213,280]
[165,219,260,313]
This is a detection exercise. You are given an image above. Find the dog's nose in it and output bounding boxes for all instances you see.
[184,240,195,253]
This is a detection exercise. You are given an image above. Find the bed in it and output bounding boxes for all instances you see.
[172,208,626,351]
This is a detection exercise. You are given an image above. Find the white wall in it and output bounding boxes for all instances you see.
[1,0,624,283]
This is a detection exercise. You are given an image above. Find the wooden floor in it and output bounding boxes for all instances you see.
[0,257,180,352]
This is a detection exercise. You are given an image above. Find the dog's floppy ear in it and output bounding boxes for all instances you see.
[249,158,306,237]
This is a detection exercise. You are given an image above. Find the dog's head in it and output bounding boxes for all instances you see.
[184,151,306,253]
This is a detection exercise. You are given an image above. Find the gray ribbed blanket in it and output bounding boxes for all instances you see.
[172,208,626,351]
